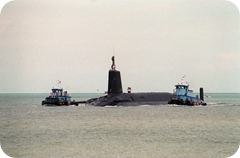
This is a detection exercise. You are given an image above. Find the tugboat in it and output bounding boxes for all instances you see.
[168,76,207,106]
[42,88,71,106]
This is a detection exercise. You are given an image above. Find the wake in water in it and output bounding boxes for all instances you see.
[201,102,240,107]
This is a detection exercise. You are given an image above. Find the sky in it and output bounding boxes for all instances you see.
[0,0,239,93]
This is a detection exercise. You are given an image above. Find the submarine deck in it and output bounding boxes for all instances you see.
[86,92,174,106]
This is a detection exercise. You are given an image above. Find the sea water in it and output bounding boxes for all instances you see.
[0,93,239,158]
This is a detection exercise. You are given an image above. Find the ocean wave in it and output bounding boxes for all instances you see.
[230,104,240,107]
[205,102,240,107]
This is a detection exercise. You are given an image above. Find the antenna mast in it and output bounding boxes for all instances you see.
[111,56,116,70]
[113,45,115,56]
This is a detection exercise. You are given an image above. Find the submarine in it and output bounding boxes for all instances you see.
[86,56,174,106]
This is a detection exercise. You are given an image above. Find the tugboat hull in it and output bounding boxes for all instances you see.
[42,97,69,106]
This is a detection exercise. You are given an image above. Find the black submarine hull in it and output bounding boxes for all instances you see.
[86,56,173,107]
[86,92,173,106]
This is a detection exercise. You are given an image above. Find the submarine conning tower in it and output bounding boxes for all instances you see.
[108,56,123,95]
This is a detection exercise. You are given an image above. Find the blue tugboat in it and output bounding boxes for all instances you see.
[168,76,207,106]
[42,88,71,106]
